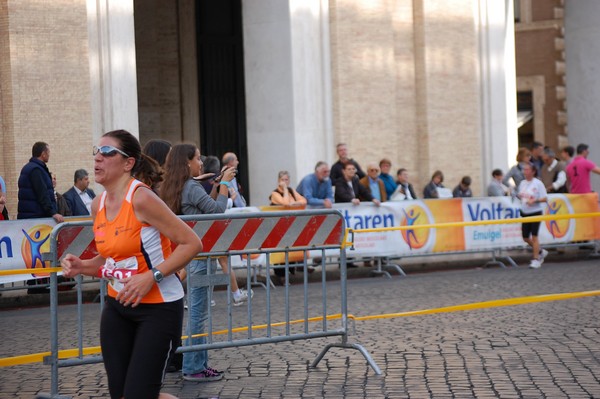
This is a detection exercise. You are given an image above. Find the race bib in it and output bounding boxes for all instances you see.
[99,256,139,291]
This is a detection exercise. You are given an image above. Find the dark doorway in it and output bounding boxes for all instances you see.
[196,0,249,203]
[517,91,533,149]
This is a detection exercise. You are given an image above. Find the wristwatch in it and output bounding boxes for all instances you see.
[152,269,164,283]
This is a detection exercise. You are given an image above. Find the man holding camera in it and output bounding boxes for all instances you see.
[222,152,247,207]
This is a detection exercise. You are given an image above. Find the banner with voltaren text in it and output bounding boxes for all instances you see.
[333,193,600,257]
[1,194,598,283]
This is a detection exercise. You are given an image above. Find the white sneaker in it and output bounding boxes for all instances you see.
[529,259,542,269]
[539,249,548,262]
[232,288,254,306]
[211,300,216,307]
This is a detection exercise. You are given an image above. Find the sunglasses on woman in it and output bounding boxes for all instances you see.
[93,145,130,158]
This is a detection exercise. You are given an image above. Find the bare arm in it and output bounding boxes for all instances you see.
[61,196,105,277]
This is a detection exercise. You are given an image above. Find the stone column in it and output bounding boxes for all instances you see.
[476,0,517,182]
[565,0,600,193]
[87,0,139,141]
[243,0,333,204]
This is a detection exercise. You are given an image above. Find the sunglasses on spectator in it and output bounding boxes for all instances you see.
[368,168,380,172]
[93,145,130,158]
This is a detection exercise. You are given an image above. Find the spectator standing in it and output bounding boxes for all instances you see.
[423,170,445,199]
[334,162,379,206]
[540,148,568,193]
[503,147,532,189]
[161,144,249,382]
[191,154,250,308]
[296,161,334,208]
[359,163,387,202]
[222,152,247,207]
[51,173,72,217]
[565,143,600,194]
[452,176,473,198]
[487,169,510,197]
[517,163,548,269]
[560,145,575,165]
[195,156,222,194]
[143,139,172,167]
[391,168,417,200]
[269,171,307,206]
[330,143,366,185]
[18,142,64,294]
[0,176,8,220]
[530,141,545,173]
[61,130,202,399]
[17,142,64,223]
[63,169,96,216]
[378,158,397,198]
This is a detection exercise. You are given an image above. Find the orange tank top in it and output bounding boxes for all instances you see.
[94,179,183,303]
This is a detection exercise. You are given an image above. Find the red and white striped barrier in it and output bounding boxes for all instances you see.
[0,210,345,283]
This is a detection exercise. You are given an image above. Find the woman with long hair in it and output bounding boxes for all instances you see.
[423,170,445,199]
[160,143,249,382]
[503,147,532,189]
[61,130,202,398]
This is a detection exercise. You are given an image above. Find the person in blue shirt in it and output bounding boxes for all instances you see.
[378,158,397,198]
[296,161,334,208]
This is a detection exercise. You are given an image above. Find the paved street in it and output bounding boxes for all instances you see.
[1,256,600,398]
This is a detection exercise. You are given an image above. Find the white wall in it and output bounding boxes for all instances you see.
[565,0,600,194]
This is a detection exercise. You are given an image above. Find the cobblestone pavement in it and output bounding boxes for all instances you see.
[1,257,599,398]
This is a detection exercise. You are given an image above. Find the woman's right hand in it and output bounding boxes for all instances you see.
[61,254,82,278]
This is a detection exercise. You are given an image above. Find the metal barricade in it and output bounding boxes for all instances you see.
[38,209,380,398]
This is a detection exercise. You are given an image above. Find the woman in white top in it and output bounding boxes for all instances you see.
[517,162,548,269]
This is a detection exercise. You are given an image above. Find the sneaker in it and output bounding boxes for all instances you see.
[233,288,254,306]
[539,249,548,262]
[183,368,223,382]
[211,300,216,307]
[529,259,542,269]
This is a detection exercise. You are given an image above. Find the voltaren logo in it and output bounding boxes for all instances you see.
[400,205,431,250]
[21,224,52,277]
[544,198,571,239]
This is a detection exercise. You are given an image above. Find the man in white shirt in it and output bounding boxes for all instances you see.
[62,169,95,216]
[222,152,247,207]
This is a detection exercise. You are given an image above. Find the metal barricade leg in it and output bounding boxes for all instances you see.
[483,249,507,268]
[369,257,392,279]
[36,272,72,399]
[310,249,382,375]
[311,341,382,375]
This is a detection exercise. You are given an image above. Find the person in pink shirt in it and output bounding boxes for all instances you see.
[565,143,600,193]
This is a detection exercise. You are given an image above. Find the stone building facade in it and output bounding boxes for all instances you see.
[515,0,567,151]
[3,0,596,215]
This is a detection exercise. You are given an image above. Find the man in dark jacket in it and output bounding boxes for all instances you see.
[17,142,63,223]
[330,143,366,185]
[17,142,64,294]
[63,169,96,216]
